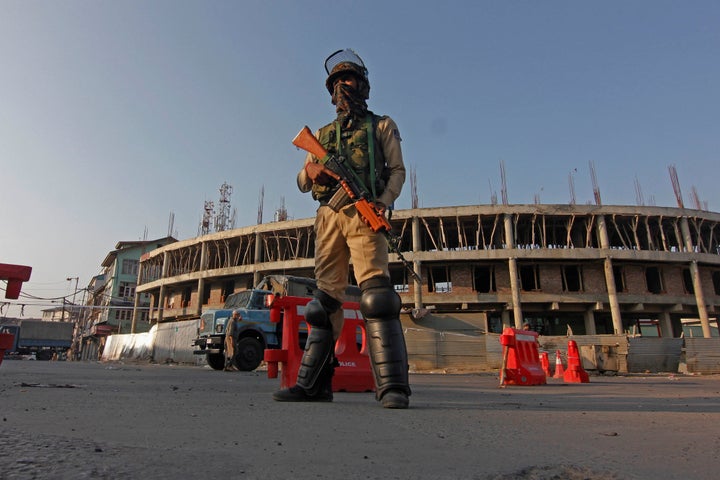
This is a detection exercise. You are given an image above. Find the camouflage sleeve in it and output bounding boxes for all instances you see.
[375,116,406,207]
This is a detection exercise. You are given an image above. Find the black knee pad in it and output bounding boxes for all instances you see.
[360,276,401,320]
[304,290,342,328]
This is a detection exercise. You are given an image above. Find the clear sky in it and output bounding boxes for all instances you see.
[1,1,718,318]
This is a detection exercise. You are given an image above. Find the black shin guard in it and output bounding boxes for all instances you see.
[295,326,334,396]
[295,291,342,396]
[360,277,412,401]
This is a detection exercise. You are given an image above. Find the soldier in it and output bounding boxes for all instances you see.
[273,49,411,408]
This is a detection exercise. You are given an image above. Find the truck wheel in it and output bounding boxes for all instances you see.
[206,353,225,370]
[234,337,263,371]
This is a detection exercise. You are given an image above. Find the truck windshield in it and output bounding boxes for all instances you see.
[224,291,252,309]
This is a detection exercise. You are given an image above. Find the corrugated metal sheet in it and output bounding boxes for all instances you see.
[682,338,720,374]
[486,334,503,369]
[437,332,487,370]
[405,328,441,371]
[539,335,628,372]
[627,338,683,373]
[405,327,489,372]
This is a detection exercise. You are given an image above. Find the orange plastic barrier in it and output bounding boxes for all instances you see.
[0,263,32,299]
[499,327,546,386]
[264,295,374,392]
[563,340,590,383]
[552,350,565,379]
[540,351,551,378]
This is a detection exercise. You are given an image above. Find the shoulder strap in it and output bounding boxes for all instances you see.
[366,115,377,200]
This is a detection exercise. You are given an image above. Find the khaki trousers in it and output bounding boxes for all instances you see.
[314,205,389,337]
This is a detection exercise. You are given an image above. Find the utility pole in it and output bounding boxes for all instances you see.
[67,277,79,360]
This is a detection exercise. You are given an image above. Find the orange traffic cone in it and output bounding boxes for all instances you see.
[540,351,551,378]
[563,340,590,383]
[552,350,565,378]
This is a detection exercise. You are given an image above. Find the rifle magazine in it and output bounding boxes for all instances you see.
[326,188,352,212]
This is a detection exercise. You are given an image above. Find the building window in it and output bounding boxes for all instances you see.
[613,266,626,293]
[118,282,136,300]
[645,267,664,294]
[202,284,211,305]
[519,265,541,291]
[473,266,496,293]
[713,271,720,295]
[121,259,139,276]
[682,268,695,294]
[561,265,583,292]
[182,286,192,307]
[429,266,451,293]
[390,268,409,293]
[222,280,235,301]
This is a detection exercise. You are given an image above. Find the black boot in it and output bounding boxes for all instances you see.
[273,294,340,402]
[361,277,411,409]
[272,356,335,402]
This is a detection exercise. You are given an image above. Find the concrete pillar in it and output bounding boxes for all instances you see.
[659,311,674,338]
[131,264,143,334]
[680,217,712,338]
[597,215,623,334]
[690,260,711,337]
[503,214,523,328]
[157,251,170,324]
[412,215,423,310]
[501,310,512,330]
[197,241,209,317]
[254,231,263,286]
[584,309,597,335]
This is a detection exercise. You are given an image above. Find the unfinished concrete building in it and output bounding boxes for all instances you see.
[136,204,720,342]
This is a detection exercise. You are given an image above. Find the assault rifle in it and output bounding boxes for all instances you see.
[293,126,422,283]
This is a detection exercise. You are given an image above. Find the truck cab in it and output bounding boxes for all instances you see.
[192,275,360,372]
[192,289,274,371]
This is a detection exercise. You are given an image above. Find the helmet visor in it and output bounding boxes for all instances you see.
[324,49,367,77]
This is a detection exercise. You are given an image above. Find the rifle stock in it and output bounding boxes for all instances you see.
[292,126,329,161]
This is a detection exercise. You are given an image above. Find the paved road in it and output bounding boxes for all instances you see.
[1,360,718,480]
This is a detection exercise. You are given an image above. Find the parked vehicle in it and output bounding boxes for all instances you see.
[0,320,73,360]
[192,275,360,371]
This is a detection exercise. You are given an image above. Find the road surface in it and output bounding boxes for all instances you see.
[1,360,718,479]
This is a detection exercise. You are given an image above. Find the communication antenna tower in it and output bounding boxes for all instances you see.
[230,208,237,229]
[214,182,233,232]
[568,170,576,205]
[274,196,288,222]
[200,201,214,236]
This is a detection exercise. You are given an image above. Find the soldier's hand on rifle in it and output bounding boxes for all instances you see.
[373,201,386,214]
[305,162,333,185]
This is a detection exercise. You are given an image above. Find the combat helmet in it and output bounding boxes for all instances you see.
[324,48,370,99]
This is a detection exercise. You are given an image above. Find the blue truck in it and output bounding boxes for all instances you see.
[0,320,74,360]
[192,275,361,371]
